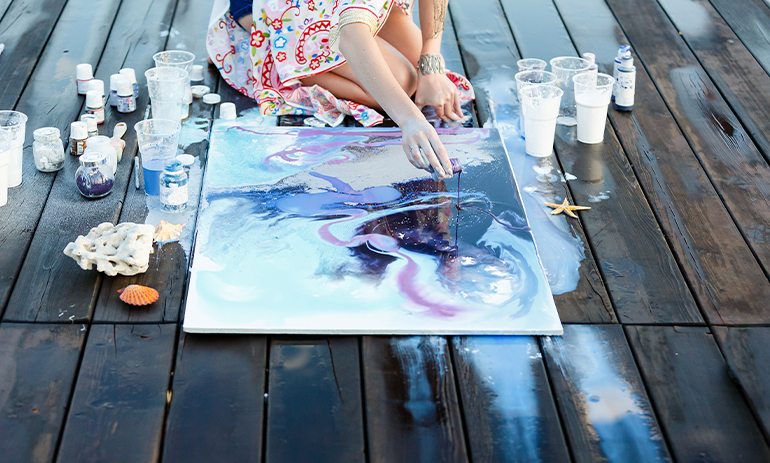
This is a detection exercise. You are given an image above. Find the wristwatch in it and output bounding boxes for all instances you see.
[417,54,445,75]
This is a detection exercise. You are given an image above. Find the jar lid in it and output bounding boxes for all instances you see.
[76,63,93,80]
[86,135,112,149]
[86,90,102,107]
[164,159,183,172]
[33,127,60,141]
[109,73,121,90]
[202,93,221,104]
[117,78,133,96]
[191,85,210,98]
[80,151,107,167]
[191,64,205,81]
[88,79,105,95]
[120,68,137,84]
[176,154,195,166]
[71,121,88,139]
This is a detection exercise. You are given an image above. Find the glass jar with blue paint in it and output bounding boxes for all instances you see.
[160,159,188,212]
[75,152,114,198]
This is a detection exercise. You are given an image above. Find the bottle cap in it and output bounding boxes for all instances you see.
[120,68,137,84]
[88,79,105,96]
[80,115,98,134]
[191,85,210,98]
[164,159,183,172]
[116,78,133,96]
[76,63,93,80]
[109,74,121,91]
[71,121,88,139]
[619,55,634,70]
[79,151,107,167]
[618,45,630,57]
[176,154,195,166]
[86,135,112,151]
[202,93,221,104]
[190,64,205,81]
[582,53,595,65]
[219,102,236,119]
[86,90,102,107]
[33,127,60,141]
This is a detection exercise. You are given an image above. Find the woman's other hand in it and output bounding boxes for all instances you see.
[414,72,464,122]
[400,116,454,180]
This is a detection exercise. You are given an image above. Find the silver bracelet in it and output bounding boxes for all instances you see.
[417,54,445,75]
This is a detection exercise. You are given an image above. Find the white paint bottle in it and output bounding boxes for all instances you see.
[614,55,636,112]
[109,74,121,107]
[119,68,139,99]
[612,45,630,101]
[86,90,105,124]
[76,64,94,95]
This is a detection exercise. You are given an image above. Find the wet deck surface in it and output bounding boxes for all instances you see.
[2,0,770,461]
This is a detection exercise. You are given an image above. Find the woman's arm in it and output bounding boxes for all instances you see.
[340,23,454,179]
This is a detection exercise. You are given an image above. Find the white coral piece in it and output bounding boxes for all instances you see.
[63,222,156,276]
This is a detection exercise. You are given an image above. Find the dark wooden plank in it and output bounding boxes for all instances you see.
[499,0,701,324]
[449,0,615,323]
[554,0,770,325]
[707,0,770,77]
[713,326,770,441]
[162,332,267,463]
[0,0,69,108]
[626,325,770,462]
[542,325,672,463]
[363,336,468,463]
[265,337,365,462]
[0,0,122,321]
[55,323,176,463]
[450,336,570,462]
[0,323,86,463]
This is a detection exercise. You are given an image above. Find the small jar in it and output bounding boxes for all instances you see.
[80,114,99,137]
[70,121,88,156]
[76,63,93,95]
[109,74,121,107]
[76,152,114,198]
[120,68,139,99]
[86,90,105,124]
[33,127,65,172]
[116,79,136,113]
[85,135,117,175]
[88,79,105,105]
[160,159,188,212]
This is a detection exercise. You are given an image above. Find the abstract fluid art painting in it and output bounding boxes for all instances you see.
[183,119,562,335]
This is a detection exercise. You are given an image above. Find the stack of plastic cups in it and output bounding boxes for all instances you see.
[573,73,615,144]
[549,57,591,126]
[153,51,195,120]
[515,70,558,139]
[145,67,188,122]
[520,85,563,158]
[134,119,182,196]
[517,58,547,72]
[0,111,28,192]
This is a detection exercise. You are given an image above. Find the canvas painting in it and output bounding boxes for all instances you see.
[183,120,562,335]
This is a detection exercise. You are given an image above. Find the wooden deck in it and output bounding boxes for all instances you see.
[2,0,770,461]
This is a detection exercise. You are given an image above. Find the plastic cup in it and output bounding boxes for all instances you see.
[0,111,27,188]
[145,67,188,122]
[517,58,547,72]
[573,72,615,144]
[520,85,563,157]
[515,70,558,138]
[134,119,181,196]
[0,143,9,206]
[153,51,195,119]
[550,57,591,126]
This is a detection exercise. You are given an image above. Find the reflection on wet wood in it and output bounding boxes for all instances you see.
[708,0,770,77]
[363,336,468,463]
[451,336,569,462]
[266,337,365,463]
[0,323,85,463]
[163,333,267,462]
[627,326,770,462]
[542,325,671,463]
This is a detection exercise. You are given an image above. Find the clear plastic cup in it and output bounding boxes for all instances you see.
[134,119,181,196]
[520,85,563,158]
[515,70,558,138]
[573,72,615,144]
[153,51,195,119]
[517,58,547,72]
[549,57,591,126]
[0,111,28,188]
[145,67,188,122]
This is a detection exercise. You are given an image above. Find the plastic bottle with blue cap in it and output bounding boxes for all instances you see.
[612,45,631,101]
[614,54,636,111]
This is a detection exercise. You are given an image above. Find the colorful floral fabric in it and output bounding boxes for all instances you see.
[207,0,475,126]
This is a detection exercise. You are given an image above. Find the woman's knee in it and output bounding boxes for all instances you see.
[394,62,418,97]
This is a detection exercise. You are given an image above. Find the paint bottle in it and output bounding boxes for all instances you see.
[80,114,99,137]
[86,90,105,124]
[612,45,630,101]
[116,78,136,113]
[33,127,65,172]
[109,74,121,107]
[76,63,94,95]
[159,159,188,212]
[614,55,636,112]
[582,52,599,86]
[119,68,139,99]
[88,79,105,105]
[70,121,88,156]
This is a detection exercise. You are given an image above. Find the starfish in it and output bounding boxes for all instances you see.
[543,198,591,218]
[153,221,185,243]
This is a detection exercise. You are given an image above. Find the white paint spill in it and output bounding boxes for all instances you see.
[588,191,611,203]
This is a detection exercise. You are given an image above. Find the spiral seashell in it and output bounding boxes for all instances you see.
[117,284,159,306]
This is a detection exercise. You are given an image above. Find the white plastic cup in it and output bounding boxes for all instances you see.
[153,51,195,118]
[517,58,547,72]
[145,67,188,122]
[0,143,9,206]
[515,70,558,139]
[550,57,591,126]
[574,72,615,144]
[0,111,27,188]
[520,85,563,157]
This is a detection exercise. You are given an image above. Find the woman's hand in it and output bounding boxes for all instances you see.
[400,115,454,180]
[414,72,464,122]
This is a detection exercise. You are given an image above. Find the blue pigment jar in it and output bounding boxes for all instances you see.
[75,152,114,198]
[160,159,188,212]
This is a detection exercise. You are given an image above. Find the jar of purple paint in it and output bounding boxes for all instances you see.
[75,152,114,199]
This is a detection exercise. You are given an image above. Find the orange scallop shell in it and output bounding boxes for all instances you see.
[117,285,159,306]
